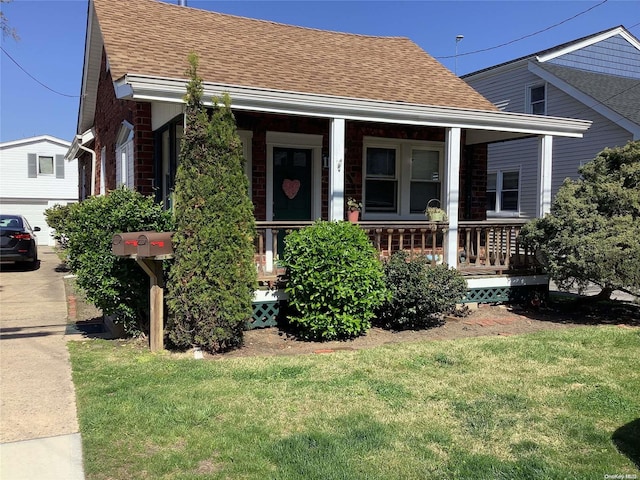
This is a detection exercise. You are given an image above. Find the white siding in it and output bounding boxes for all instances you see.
[0,136,79,245]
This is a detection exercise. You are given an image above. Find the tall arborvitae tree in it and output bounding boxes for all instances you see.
[166,53,257,352]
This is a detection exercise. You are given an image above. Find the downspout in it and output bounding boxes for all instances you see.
[76,136,97,196]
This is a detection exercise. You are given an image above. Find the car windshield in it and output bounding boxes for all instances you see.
[0,215,24,229]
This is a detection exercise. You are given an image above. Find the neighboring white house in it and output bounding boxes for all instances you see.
[463,26,640,218]
[0,135,79,245]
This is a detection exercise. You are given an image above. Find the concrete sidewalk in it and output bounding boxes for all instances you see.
[0,247,85,480]
[549,280,638,303]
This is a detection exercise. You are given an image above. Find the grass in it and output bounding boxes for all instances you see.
[69,326,640,479]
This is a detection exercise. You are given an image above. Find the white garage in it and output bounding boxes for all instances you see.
[0,136,78,246]
[0,200,75,246]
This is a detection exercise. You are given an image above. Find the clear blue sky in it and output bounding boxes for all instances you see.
[1,0,638,143]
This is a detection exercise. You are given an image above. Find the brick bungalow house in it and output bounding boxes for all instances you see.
[67,0,590,304]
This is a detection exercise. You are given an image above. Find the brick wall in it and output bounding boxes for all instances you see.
[235,112,487,221]
[460,143,488,220]
[235,112,330,220]
[91,49,154,196]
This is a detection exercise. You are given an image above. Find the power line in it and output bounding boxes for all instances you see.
[1,46,80,98]
[436,0,609,59]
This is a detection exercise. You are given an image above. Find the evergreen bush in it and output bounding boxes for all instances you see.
[52,187,172,334]
[520,141,640,298]
[166,53,257,353]
[282,220,388,341]
[377,251,467,330]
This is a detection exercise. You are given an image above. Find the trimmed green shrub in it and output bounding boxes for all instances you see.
[57,187,173,334]
[377,251,467,330]
[282,220,388,341]
[166,53,257,353]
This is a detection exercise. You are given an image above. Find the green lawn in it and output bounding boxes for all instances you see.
[69,326,640,480]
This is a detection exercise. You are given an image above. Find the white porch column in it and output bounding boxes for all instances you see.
[329,118,346,221]
[536,134,554,217]
[444,127,461,267]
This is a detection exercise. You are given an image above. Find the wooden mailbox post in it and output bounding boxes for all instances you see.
[111,231,174,352]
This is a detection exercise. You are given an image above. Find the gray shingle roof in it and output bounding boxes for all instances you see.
[538,63,640,126]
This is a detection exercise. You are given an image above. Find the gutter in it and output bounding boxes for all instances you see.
[66,129,96,196]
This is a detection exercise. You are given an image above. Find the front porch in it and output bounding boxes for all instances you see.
[248,218,548,329]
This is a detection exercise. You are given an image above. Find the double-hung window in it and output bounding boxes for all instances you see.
[487,170,520,214]
[410,149,441,214]
[365,146,398,213]
[527,84,546,115]
[364,138,443,218]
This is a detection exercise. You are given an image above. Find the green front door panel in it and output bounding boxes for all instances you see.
[273,147,312,255]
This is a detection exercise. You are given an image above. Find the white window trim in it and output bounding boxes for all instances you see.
[237,130,253,199]
[37,155,55,176]
[363,136,444,220]
[265,131,322,222]
[526,82,547,115]
[487,168,521,218]
[115,121,134,189]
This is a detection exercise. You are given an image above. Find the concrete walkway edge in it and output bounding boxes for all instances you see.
[0,433,84,480]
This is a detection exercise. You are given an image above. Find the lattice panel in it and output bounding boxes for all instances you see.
[464,287,511,303]
[247,301,281,329]
[463,285,549,304]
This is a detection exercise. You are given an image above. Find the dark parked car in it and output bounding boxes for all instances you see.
[0,214,41,268]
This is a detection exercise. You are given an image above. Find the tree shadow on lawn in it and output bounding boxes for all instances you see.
[612,418,640,469]
[516,295,640,328]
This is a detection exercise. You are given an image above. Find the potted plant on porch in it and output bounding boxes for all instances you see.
[347,197,362,223]
[425,198,447,222]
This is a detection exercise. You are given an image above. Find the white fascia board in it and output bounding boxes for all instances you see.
[78,4,103,135]
[65,129,95,161]
[0,135,71,149]
[528,62,640,138]
[536,27,636,63]
[466,274,549,289]
[115,74,591,138]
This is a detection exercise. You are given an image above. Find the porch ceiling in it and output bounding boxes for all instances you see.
[115,74,592,142]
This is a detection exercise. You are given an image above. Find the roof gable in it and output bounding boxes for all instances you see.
[463,26,639,79]
[91,0,496,112]
[0,135,71,150]
[543,32,640,79]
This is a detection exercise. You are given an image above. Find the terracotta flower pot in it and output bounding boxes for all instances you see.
[348,210,360,223]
